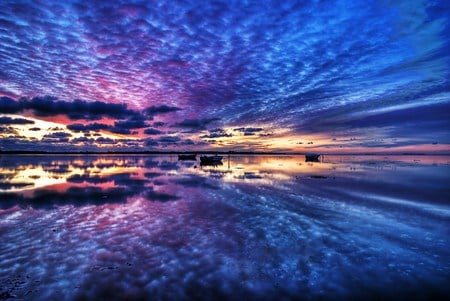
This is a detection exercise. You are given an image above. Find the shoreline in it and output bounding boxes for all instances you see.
[0,151,449,156]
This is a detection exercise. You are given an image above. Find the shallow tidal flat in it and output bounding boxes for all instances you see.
[0,155,449,300]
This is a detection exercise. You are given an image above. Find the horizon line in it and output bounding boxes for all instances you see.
[1,150,449,156]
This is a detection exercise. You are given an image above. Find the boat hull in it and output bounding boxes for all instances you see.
[200,156,223,166]
[178,154,197,161]
[305,154,320,162]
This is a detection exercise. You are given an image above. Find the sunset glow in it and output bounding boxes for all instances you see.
[0,0,448,153]
[0,2,449,299]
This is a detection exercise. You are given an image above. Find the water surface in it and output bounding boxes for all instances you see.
[0,155,449,300]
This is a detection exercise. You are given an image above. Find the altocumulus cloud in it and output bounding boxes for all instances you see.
[0,0,449,151]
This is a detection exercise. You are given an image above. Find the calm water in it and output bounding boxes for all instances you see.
[0,155,449,300]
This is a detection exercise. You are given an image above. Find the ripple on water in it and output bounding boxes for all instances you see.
[0,155,449,300]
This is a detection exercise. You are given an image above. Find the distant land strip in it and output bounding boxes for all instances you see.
[0,150,448,156]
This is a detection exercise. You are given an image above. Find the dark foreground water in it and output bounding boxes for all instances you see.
[0,154,449,300]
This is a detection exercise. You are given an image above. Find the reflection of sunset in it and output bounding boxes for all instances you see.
[0,157,141,193]
[2,155,450,195]
[196,156,335,184]
[0,154,449,301]
[1,165,67,192]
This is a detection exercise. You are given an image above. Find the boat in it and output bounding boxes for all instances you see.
[305,153,320,162]
[200,155,223,166]
[178,154,197,161]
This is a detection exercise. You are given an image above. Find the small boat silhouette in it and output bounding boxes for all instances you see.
[305,153,320,162]
[200,155,223,166]
[178,154,197,161]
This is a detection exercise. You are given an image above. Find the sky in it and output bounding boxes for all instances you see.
[0,0,449,153]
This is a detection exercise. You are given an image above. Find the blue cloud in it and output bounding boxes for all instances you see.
[0,0,448,151]
[0,116,34,125]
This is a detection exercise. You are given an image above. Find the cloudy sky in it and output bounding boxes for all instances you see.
[0,0,449,153]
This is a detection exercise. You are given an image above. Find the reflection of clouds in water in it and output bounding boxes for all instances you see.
[173,174,219,190]
[0,155,449,299]
[1,155,449,207]
[1,155,449,209]
[0,156,147,193]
